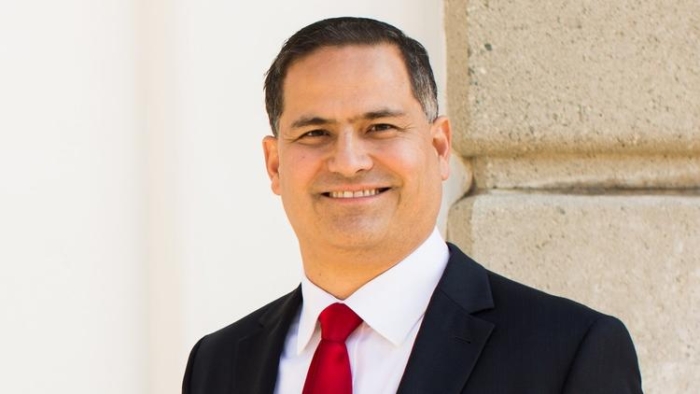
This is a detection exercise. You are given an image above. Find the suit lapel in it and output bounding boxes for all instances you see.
[397,244,495,394]
[233,287,302,394]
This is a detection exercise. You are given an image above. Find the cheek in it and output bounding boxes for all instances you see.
[386,142,435,177]
[394,146,444,201]
[278,152,316,190]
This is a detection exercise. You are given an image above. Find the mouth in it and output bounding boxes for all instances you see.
[323,188,390,199]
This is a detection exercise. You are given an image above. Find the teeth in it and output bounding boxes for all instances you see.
[329,189,380,198]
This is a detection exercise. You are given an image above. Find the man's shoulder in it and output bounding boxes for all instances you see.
[487,269,602,320]
[183,288,301,393]
[203,286,301,344]
[447,243,625,333]
[439,247,642,392]
[473,256,633,354]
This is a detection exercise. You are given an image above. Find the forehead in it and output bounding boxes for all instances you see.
[284,43,409,89]
[290,42,406,75]
[280,44,417,123]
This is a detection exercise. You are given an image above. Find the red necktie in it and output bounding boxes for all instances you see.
[302,303,363,394]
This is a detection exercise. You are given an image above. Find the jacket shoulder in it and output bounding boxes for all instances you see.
[485,272,642,392]
[449,248,642,393]
[182,288,301,394]
[193,286,300,355]
[486,270,603,323]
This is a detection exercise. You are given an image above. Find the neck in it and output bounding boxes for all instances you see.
[299,232,433,299]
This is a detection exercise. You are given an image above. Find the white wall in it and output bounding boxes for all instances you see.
[1,1,450,393]
[0,1,147,393]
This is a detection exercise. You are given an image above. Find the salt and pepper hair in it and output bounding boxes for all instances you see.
[264,17,439,136]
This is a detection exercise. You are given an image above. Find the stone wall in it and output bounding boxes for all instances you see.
[444,0,700,392]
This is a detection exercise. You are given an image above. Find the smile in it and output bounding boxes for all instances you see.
[325,188,388,199]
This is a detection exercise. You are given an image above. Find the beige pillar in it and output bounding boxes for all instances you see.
[444,0,700,392]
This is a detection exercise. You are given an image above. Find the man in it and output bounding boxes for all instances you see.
[183,17,642,393]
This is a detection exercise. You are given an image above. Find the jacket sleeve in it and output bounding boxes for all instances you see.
[561,315,643,394]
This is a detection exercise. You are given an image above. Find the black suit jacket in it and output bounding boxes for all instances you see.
[183,244,643,393]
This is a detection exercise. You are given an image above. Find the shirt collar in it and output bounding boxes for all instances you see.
[296,228,449,354]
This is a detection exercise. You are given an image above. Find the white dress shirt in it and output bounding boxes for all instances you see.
[274,228,450,394]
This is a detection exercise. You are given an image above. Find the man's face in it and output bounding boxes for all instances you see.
[263,44,451,258]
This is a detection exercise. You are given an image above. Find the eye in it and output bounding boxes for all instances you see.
[367,123,396,133]
[298,129,328,139]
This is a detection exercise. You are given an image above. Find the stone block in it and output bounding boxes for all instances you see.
[445,0,700,156]
[448,193,700,393]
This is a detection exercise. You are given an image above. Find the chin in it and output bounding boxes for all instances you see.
[324,226,388,250]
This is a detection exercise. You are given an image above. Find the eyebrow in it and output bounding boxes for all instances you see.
[362,108,406,120]
[290,116,335,129]
[290,108,407,129]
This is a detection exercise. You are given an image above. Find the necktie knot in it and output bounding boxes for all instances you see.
[319,303,362,342]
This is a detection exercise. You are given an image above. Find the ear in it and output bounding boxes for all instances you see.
[431,116,452,180]
[262,136,281,195]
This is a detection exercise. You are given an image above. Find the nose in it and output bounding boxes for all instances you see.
[327,131,373,176]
